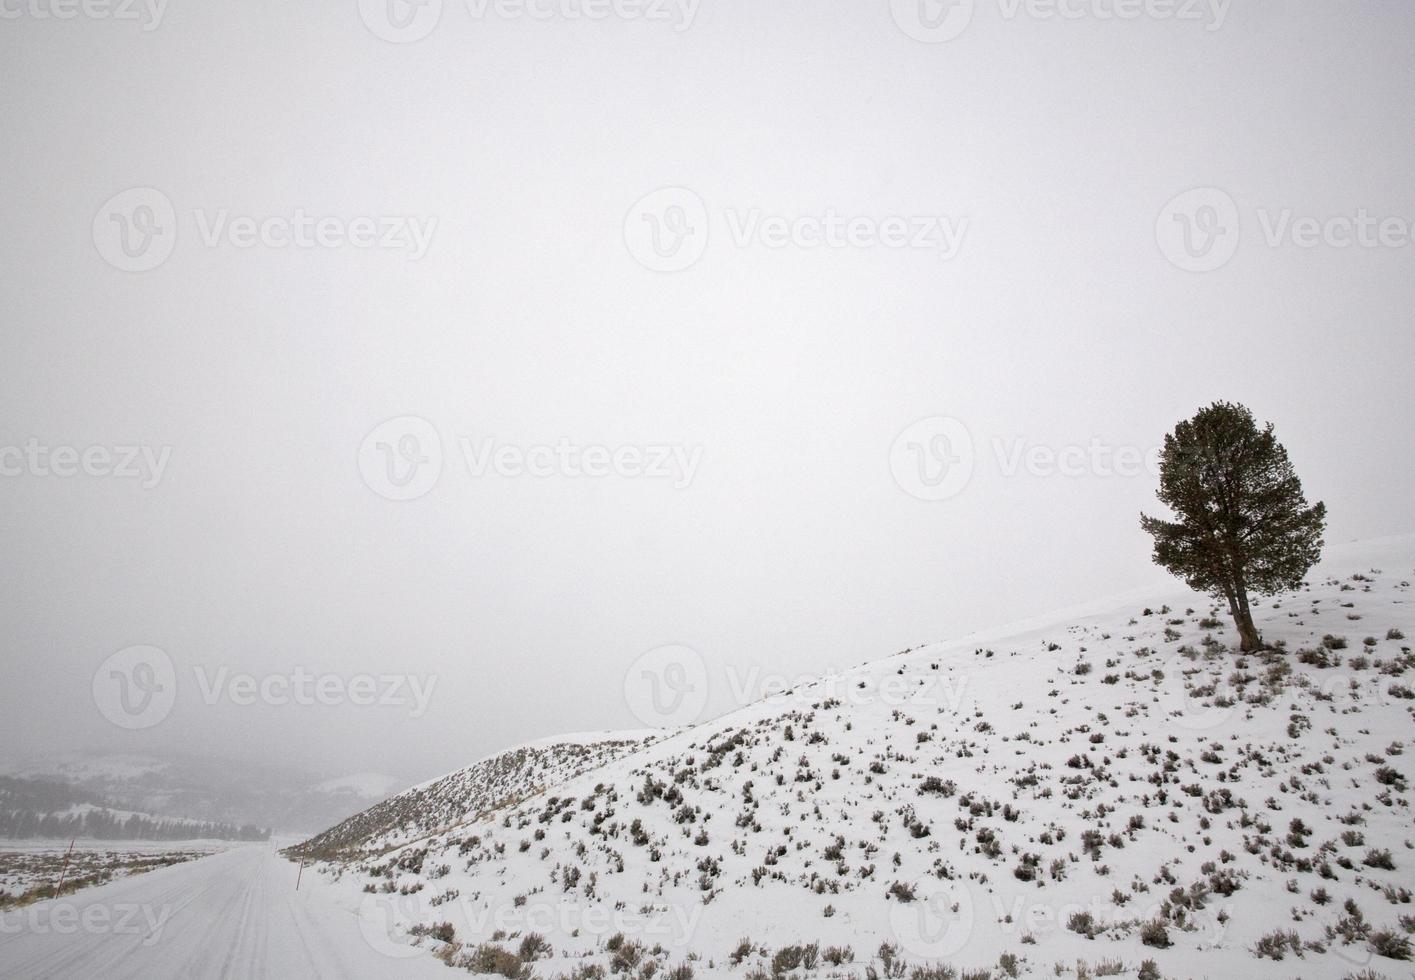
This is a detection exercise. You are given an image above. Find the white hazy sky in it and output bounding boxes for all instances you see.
[2,1,1413,785]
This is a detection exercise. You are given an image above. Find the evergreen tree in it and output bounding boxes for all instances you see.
[1140,402,1327,651]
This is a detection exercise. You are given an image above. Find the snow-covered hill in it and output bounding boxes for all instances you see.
[290,732,664,860]
[302,538,1415,980]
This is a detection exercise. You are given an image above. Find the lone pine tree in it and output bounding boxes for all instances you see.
[1140,402,1327,652]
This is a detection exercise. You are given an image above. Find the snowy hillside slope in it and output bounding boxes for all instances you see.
[305,538,1415,980]
[291,732,664,859]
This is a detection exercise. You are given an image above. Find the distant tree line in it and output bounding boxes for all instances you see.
[0,776,268,841]
[0,806,268,841]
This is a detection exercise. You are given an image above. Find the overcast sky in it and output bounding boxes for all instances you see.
[2,1,1412,786]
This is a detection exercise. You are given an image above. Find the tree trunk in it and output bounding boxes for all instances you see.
[1231,578,1262,651]
[1222,579,1263,651]
[1234,607,1262,651]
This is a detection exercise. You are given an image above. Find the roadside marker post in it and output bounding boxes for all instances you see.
[55,837,77,895]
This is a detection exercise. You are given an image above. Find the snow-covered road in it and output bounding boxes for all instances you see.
[0,843,448,979]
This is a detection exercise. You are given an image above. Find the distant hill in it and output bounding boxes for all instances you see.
[0,751,406,837]
[0,774,267,841]
[289,731,663,860]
